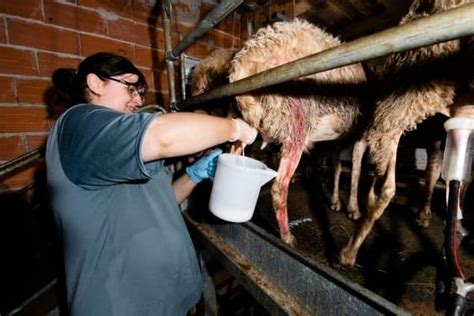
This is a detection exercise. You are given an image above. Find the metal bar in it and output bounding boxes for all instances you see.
[9,4,470,176]
[180,48,187,100]
[184,211,408,315]
[175,3,474,110]
[162,0,177,107]
[138,104,168,114]
[7,279,57,315]
[168,0,244,60]
[185,212,313,315]
[0,148,43,179]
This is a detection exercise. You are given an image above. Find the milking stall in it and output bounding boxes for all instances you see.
[1,1,474,315]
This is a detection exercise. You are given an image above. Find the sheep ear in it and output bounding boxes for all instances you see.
[86,73,104,96]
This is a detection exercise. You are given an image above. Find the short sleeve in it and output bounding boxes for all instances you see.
[58,105,163,189]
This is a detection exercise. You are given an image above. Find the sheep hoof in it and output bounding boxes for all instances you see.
[416,216,430,228]
[330,200,342,212]
[338,247,356,267]
[416,208,431,228]
[282,233,297,247]
[347,210,361,221]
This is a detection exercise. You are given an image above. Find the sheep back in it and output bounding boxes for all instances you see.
[229,19,366,148]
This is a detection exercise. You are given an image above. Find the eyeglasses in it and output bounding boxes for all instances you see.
[100,76,146,102]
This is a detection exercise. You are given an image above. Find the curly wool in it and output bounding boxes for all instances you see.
[228,19,367,151]
[366,0,471,171]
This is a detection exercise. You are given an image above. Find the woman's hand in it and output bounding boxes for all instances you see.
[185,148,223,183]
[230,118,258,145]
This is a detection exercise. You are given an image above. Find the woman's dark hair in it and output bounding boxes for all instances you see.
[72,52,147,104]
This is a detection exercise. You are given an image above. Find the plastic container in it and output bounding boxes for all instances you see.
[442,117,474,182]
[209,153,278,222]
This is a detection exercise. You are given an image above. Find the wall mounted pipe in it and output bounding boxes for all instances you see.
[4,4,473,180]
[175,3,474,110]
[0,148,42,179]
[161,0,177,107]
[167,0,244,61]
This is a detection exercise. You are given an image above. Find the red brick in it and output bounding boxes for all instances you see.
[144,91,166,109]
[174,2,202,26]
[108,18,150,46]
[0,18,6,43]
[217,31,234,48]
[191,41,215,59]
[38,52,81,77]
[139,68,155,90]
[156,68,175,93]
[8,19,80,55]
[25,134,48,151]
[161,92,170,109]
[200,2,216,19]
[134,46,164,69]
[156,28,178,51]
[147,67,181,100]
[0,135,26,161]
[200,30,235,50]
[146,27,178,53]
[0,162,43,190]
[131,0,157,24]
[215,12,236,34]
[0,46,37,76]
[0,77,16,103]
[0,0,43,21]
[44,1,107,35]
[176,22,194,38]
[80,34,134,59]
[16,79,51,104]
[78,0,132,19]
[0,106,50,132]
[142,90,156,106]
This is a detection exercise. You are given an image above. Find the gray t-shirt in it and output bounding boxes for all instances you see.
[46,104,202,315]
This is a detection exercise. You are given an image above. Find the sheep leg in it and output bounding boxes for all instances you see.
[271,142,304,246]
[416,140,442,228]
[339,141,398,266]
[347,137,368,220]
[329,146,342,212]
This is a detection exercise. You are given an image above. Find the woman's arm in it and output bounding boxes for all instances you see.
[172,173,196,204]
[141,112,256,162]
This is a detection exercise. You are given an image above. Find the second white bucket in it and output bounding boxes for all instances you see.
[209,153,278,222]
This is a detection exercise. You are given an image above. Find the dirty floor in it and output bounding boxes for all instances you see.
[248,166,474,315]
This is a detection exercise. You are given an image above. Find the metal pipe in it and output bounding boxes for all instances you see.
[175,3,474,110]
[3,4,472,179]
[0,148,43,179]
[162,0,177,107]
[179,37,187,100]
[168,0,244,60]
[138,104,168,114]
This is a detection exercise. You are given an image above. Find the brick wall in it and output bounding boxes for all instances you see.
[0,0,241,191]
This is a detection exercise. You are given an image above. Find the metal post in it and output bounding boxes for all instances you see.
[175,3,474,110]
[162,0,177,108]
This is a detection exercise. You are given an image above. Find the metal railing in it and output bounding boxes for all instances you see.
[174,3,474,109]
[2,3,474,181]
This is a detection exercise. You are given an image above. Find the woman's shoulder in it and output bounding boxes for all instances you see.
[62,104,119,125]
[66,103,113,116]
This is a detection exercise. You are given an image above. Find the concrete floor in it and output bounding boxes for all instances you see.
[249,167,474,315]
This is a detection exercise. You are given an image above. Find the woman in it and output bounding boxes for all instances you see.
[46,52,257,315]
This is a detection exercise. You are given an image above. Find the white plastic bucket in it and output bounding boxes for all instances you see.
[209,153,278,222]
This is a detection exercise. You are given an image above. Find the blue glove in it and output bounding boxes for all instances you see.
[186,148,223,184]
